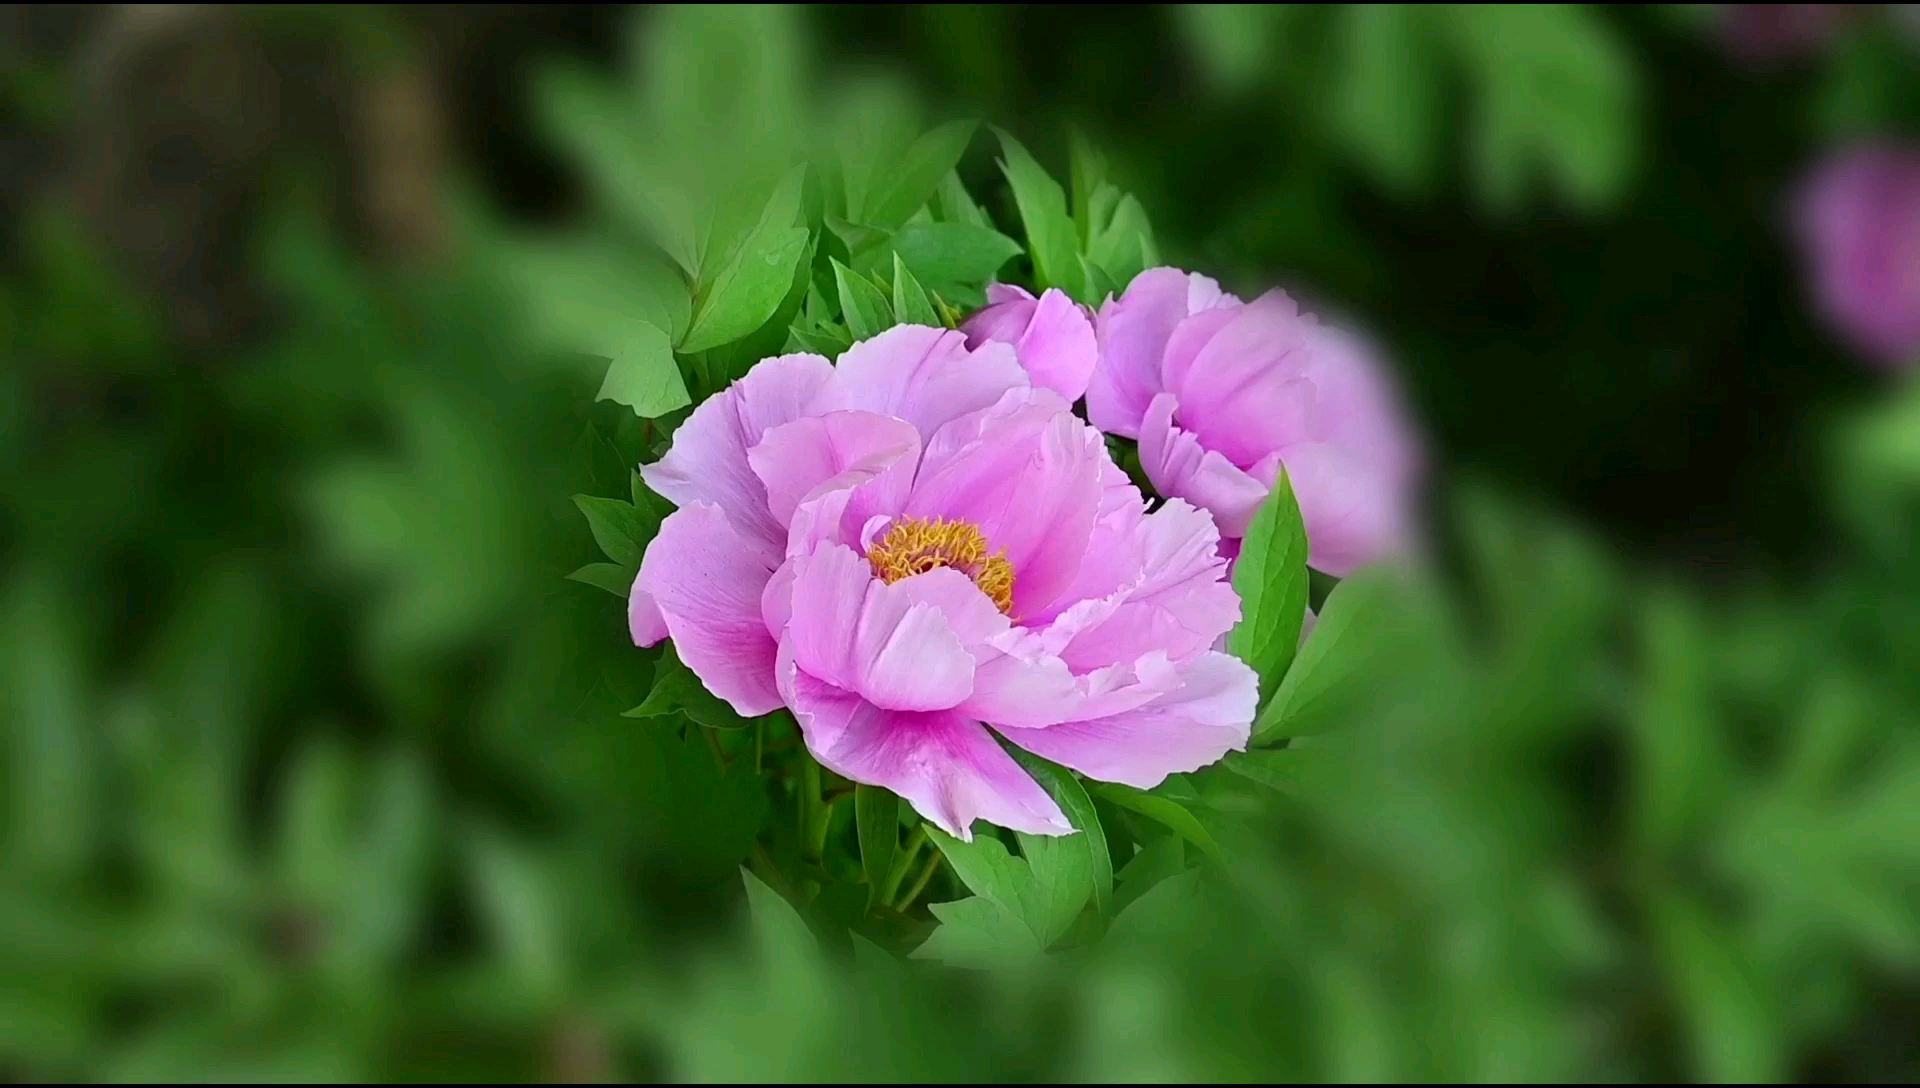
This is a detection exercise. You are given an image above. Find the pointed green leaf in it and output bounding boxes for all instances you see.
[884,222,1022,301]
[1008,749,1112,917]
[1069,130,1107,248]
[741,866,817,960]
[929,825,1088,947]
[890,255,940,326]
[565,562,632,597]
[595,321,690,418]
[572,494,659,569]
[935,171,990,228]
[681,170,810,352]
[834,258,893,341]
[1253,566,1398,743]
[1228,472,1310,705]
[855,785,899,910]
[915,896,1043,967]
[996,131,1081,298]
[625,646,749,730]
[531,63,699,273]
[1092,782,1224,862]
[863,120,976,228]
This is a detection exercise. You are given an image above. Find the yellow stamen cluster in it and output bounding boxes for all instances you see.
[867,516,1016,615]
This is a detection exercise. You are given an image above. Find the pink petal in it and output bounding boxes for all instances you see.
[994,651,1256,789]
[628,583,668,646]
[960,283,1038,345]
[746,410,920,526]
[640,353,833,554]
[964,643,1183,729]
[812,325,1030,438]
[1087,267,1232,437]
[1138,393,1269,538]
[905,398,1106,618]
[787,544,976,712]
[966,286,1098,403]
[1167,291,1319,468]
[1056,499,1241,671]
[635,503,783,716]
[1156,304,1252,413]
[890,567,1012,647]
[780,653,1071,840]
[1276,441,1409,577]
[1023,458,1150,626]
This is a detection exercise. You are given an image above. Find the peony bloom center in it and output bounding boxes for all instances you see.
[866,516,1016,614]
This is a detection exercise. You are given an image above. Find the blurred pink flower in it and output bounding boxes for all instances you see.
[1794,144,1920,369]
[1717,5,1865,65]
[1088,268,1423,577]
[630,325,1255,840]
[961,283,1098,402]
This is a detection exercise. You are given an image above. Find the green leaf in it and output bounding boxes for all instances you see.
[855,785,899,911]
[1079,257,1121,305]
[1009,749,1112,917]
[1108,867,1207,947]
[1092,782,1224,862]
[1084,194,1157,292]
[1445,5,1636,211]
[1015,826,1094,945]
[1334,5,1442,195]
[935,171,990,228]
[0,574,94,874]
[833,258,893,341]
[883,222,1022,302]
[337,751,432,963]
[741,866,818,962]
[466,828,564,1001]
[996,131,1082,298]
[531,63,698,273]
[681,170,811,352]
[1653,891,1784,1082]
[1252,566,1398,743]
[1227,473,1310,706]
[915,896,1043,968]
[497,233,692,351]
[826,215,889,260]
[565,562,632,597]
[1113,834,1187,916]
[1631,592,1725,858]
[572,494,659,569]
[595,321,690,418]
[625,646,749,730]
[1069,131,1107,248]
[1219,747,1322,794]
[862,120,976,229]
[1177,4,1284,92]
[930,826,1089,947]
[788,324,854,358]
[278,740,354,902]
[890,255,940,326]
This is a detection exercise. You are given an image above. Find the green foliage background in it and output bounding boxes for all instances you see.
[3,5,1918,1082]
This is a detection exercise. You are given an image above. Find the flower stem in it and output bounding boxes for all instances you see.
[895,847,945,912]
[753,719,764,777]
[701,726,728,770]
[800,758,825,863]
[880,824,928,904]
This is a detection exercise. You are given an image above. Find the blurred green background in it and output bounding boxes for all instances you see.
[4,4,1918,1082]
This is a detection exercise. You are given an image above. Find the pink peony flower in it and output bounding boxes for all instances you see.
[960,283,1098,402]
[629,325,1256,840]
[1086,267,1423,577]
[1793,143,1920,369]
